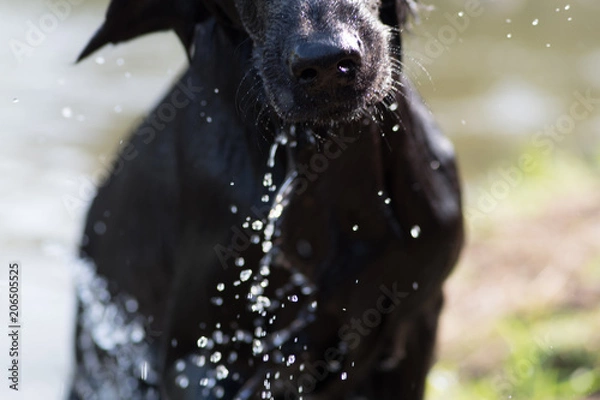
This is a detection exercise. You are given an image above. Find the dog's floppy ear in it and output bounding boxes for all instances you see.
[77,0,211,62]
[380,0,418,52]
[380,0,418,29]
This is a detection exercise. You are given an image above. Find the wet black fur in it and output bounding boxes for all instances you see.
[71,1,463,399]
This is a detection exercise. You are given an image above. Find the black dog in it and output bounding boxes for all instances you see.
[71,0,463,399]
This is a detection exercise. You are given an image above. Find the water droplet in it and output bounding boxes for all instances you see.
[270,204,283,219]
[217,283,225,292]
[214,88,220,94]
[384,198,391,205]
[564,5,570,10]
[252,339,264,355]
[296,239,313,258]
[261,194,270,203]
[413,281,419,290]
[130,324,145,343]
[352,225,359,232]
[211,296,224,306]
[216,365,229,379]
[93,221,107,235]
[175,359,186,372]
[252,220,264,230]
[263,173,273,187]
[262,240,272,253]
[197,336,209,348]
[125,298,138,313]
[392,124,400,132]
[62,107,73,118]
[192,354,206,367]
[210,351,222,363]
[240,269,253,282]
[341,371,348,380]
[95,56,105,65]
[301,286,313,295]
[235,257,245,267]
[430,160,440,170]
[252,296,272,313]
[200,377,216,388]
[286,355,296,366]
[506,33,512,39]
[388,102,398,111]
[410,225,421,238]
[288,295,299,303]
[175,374,189,388]
[532,19,539,26]
[12,98,19,103]
[213,330,226,344]
[206,116,213,123]
[140,361,149,381]
[230,205,238,214]
[214,386,225,398]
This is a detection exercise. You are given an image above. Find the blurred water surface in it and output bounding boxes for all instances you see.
[0,0,598,398]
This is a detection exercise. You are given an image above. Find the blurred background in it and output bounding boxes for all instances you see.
[0,0,598,399]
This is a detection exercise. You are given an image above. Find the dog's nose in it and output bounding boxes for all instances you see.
[289,41,361,88]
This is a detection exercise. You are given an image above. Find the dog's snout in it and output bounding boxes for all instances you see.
[289,41,362,88]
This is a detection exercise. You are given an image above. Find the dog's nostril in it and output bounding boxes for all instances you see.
[299,68,318,83]
[289,41,362,87]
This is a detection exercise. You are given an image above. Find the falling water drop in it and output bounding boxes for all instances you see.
[210,351,222,363]
[410,225,421,239]
[175,374,189,388]
[240,269,253,282]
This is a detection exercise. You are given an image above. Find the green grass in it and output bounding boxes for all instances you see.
[427,306,600,399]
[427,147,600,400]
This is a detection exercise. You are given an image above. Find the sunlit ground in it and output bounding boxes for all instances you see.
[406,1,600,399]
[1,0,599,399]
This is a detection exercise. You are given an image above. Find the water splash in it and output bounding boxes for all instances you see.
[72,260,158,399]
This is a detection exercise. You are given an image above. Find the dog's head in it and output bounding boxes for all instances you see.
[79,0,416,124]
[236,0,396,124]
